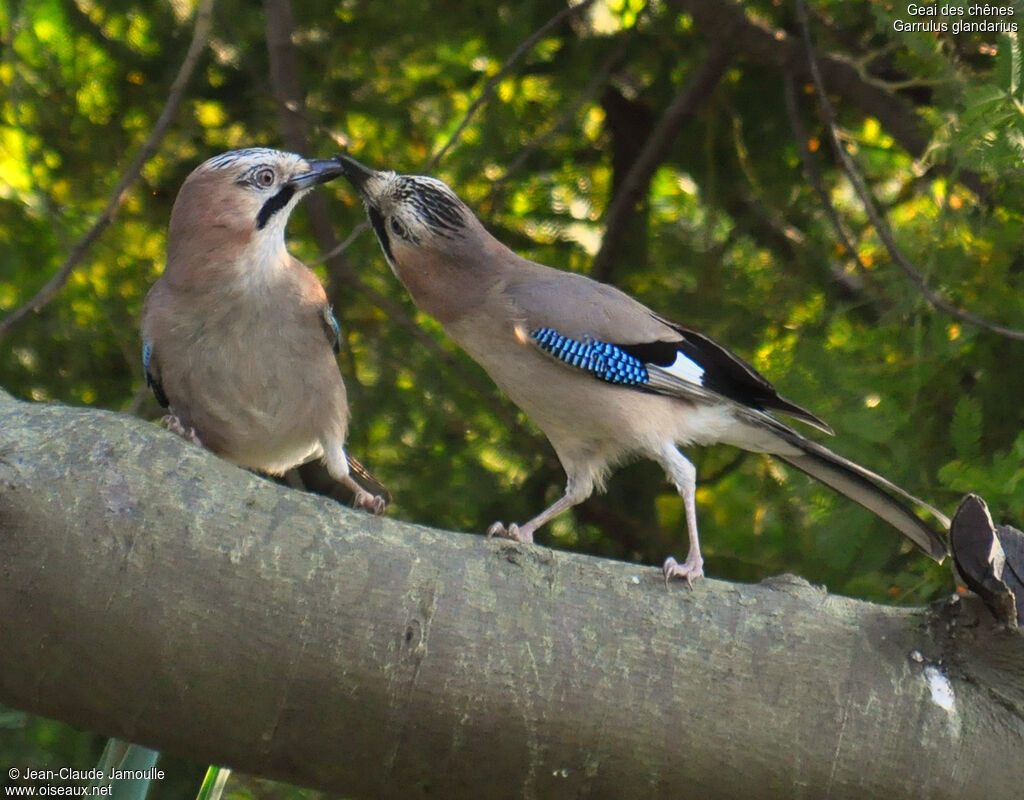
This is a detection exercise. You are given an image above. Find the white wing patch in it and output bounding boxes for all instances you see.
[662,351,705,386]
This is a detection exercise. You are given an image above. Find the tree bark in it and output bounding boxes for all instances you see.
[0,389,1021,799]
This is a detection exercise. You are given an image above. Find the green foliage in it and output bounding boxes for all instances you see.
[3,0,1024,793]
[950,31,1024,170]
[950,395,983,462]
[195,766,231,800]
[940,431,1024,513]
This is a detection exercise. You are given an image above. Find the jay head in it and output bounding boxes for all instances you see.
[141,148,386,513]
[164,148,343,285]
[332,158,507,325]
[338,154,948,584]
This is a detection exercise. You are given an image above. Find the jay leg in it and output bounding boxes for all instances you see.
[163,414,203,447]
[487,475,592,544]
[656,445,705,586]
[338,473,387,515]
[324,442,387,515]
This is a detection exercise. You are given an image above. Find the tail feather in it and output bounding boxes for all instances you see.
[347,454,393,507]
[731,405,949,561]
[777,436,948,562]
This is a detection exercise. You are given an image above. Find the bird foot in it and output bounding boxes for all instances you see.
[352,490,388,515]
[486,521,531,543]
[663,554,705,588]
[162,414,203,447]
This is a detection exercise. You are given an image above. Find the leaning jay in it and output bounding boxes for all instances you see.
[336,154,947,583]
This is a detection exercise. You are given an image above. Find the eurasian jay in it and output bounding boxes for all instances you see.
[142,148,385,513]
[336,154,948,582]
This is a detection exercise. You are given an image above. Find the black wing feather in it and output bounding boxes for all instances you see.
[623,314,832,433]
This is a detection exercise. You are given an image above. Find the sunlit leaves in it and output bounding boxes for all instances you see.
[600,0,647,31]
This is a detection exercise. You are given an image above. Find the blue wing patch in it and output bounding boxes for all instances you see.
[530,328,649,386]
[142,340,169,408]
[321,306,341,354]
[529,322,833,434]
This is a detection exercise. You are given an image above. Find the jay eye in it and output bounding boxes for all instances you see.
[389,217,407,238]
[254,168,276,188]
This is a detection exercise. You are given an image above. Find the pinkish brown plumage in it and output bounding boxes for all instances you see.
[142,148,385,513]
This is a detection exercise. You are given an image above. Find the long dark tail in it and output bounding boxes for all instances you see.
[777,435,948,561]
[348,454,393,507]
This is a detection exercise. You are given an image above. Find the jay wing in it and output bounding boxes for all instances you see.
[526,322,948,561]
[629,318,834,434]
[527,323,832,434]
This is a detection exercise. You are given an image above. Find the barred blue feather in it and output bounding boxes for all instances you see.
[142,339,168,408]
[530,328,649,386]
[323,306,341,354]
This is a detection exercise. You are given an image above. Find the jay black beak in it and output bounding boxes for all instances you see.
[290,159,346,190]
[334,154,376,193]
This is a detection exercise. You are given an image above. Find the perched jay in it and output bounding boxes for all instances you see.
[337,154,948,582]
[142,148,385,513]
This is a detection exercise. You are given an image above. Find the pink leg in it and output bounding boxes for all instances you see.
[487,476,591,544]
[657,446,705,586]
[324,442,388,515]
[163,414,204,447]
[338,474,388,515]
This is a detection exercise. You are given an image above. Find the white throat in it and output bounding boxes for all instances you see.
[241,197,301,284]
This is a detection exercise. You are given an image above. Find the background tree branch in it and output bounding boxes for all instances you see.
[591,43,734,278]
[1,389,1021,800]
[261,0,517,423]
[666,0,934,158]
[793,0,1024,342]
[427,0,597,168]
[0,0,215,345]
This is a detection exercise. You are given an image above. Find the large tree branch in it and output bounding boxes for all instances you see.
[1,390,1022,799]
